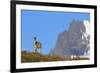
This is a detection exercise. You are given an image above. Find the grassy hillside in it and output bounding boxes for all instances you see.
[21,51,64,63]
[21,51,89,63]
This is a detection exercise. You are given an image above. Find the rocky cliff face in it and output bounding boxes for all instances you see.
[51,20,90,57]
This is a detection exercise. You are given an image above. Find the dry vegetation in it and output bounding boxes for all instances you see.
[21,51,89,63]
[21,51,64,63]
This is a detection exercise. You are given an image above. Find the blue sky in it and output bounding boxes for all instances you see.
[21,10,90,55]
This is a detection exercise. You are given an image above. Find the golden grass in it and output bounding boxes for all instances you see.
[21,51,89,63]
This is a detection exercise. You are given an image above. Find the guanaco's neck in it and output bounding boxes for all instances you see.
[34,39,37,43]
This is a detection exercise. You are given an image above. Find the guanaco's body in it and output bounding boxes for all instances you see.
[33,37,42,53]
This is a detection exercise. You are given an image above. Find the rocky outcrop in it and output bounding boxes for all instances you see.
[51,20,90,57]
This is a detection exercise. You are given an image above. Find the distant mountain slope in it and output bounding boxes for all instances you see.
[51,20,90,57]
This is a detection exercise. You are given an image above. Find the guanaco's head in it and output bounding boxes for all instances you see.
[34,37,36,40]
